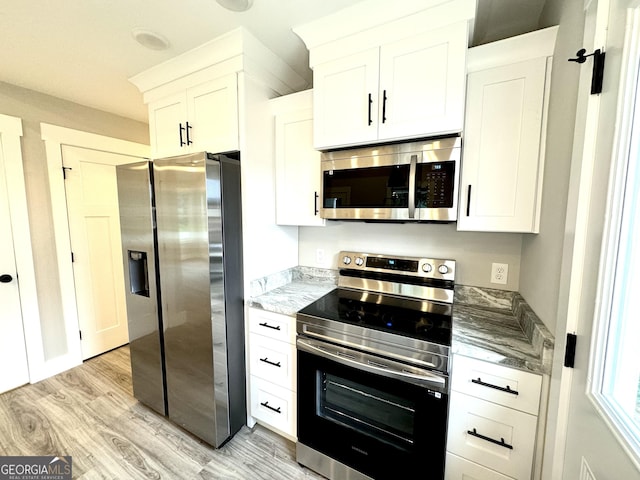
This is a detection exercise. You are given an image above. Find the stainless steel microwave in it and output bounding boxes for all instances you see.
[320,136,461,222]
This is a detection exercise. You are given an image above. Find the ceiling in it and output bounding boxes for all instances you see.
[1,0,547,124]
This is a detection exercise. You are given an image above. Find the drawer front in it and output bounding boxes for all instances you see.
[447,392,537,479]
[249,334,296,389]
[445,453,515,480]
[452,355,542,415]
[250,375,296,438]
[248,308,295,344]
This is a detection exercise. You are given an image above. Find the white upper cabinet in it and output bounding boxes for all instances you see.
[377,23,467,141]
[148,91,188,158]
[147,74,238,159]
[186,75,239,154]
[294,0,475,150]
[313,48,380,148]
[458,27,558,233]
[271,90,324,227]
[130,28,305,160]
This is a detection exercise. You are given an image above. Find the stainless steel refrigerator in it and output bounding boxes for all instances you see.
[116,151,245,447]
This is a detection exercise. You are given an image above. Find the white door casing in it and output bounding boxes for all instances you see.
[62,146,135,360]
[550,0,640,478]
[0,114,40,386]
[41,124,148,376]
[0,119,30,393]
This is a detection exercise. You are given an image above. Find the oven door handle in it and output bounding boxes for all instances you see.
[297,337,446,390]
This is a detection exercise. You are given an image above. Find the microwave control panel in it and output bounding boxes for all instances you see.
[416,161,456,208]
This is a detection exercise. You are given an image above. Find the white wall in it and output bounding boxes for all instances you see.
[0,81,149,361]
[299,222,523,290]
[238,73,298,283]
[519,0,584,333]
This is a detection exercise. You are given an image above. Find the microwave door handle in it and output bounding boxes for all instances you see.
[408,154,417,219]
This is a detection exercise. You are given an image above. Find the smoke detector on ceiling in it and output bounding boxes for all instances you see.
[132,29,170,51]
[215,0,254,12]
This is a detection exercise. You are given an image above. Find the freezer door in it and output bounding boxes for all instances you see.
[116,161,166,416]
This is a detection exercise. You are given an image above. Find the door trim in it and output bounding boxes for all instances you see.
[40,124,149,380]
[544,0,613,478]
[0,113,40,383]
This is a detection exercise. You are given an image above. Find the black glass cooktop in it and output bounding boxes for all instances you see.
[297,288,452,346]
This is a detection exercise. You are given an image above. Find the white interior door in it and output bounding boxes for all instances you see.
[62,146,138,360]
[0,138,29,393]
[559,0,640,478]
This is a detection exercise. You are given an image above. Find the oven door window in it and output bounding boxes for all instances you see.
[319,372,415,449]
[323,165,410,208]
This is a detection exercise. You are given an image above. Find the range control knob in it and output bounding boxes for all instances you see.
[421,263,433,273]
[355,257,364,266]
[438,264,449,275]
[342,256,352,265]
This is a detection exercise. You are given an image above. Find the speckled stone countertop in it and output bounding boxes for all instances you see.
[247,266,338,316]
[247,268,554,375]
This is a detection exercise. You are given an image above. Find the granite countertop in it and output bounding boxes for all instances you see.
[247,267,554,375]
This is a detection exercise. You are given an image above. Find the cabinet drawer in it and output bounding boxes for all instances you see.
[447,392,537,480]
[250,376,296,438]
[452,355,542,415]
[248,308,295,344]
[249,334,296,390]
[445,453,515,480]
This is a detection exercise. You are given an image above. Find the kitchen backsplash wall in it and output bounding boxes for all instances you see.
[298,221,523,291]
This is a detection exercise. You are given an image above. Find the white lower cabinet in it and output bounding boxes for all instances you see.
[249,334,295,389]
[247,308,297,439]
[446,355,542,480]
[447,392,537,479]
[446,453,515,480]
[249,375,296,437]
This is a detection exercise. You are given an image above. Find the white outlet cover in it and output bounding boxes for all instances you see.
[491,262,508,284]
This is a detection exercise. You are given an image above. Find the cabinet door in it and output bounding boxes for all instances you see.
[313,48,380,149]
[452,355,542,415]
[275,108,324,226]
[458,57,548,233]
[447,392,537,480]
[148,92,188,158]
[249,334,296,389]
[248,308,296,344]
[378,22,467,141]
[445,453,515,480]
[250,375,296,439]
[186,74,239,154]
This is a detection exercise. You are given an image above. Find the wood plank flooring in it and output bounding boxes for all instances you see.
[0,346,324,479]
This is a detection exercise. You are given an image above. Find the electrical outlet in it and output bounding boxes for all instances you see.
[315,248,325,266]
[491,262,508,285]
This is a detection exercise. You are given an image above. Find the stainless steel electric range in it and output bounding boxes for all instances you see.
[296,251,455,480]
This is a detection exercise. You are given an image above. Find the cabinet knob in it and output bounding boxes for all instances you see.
[0,274,13,283]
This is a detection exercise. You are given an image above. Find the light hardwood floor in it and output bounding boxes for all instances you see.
[0,346,324,479]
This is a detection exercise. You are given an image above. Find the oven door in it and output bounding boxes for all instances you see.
[297,337,448,480]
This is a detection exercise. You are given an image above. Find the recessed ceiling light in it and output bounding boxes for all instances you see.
[215,0,254,12]
[132,29,170,51]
